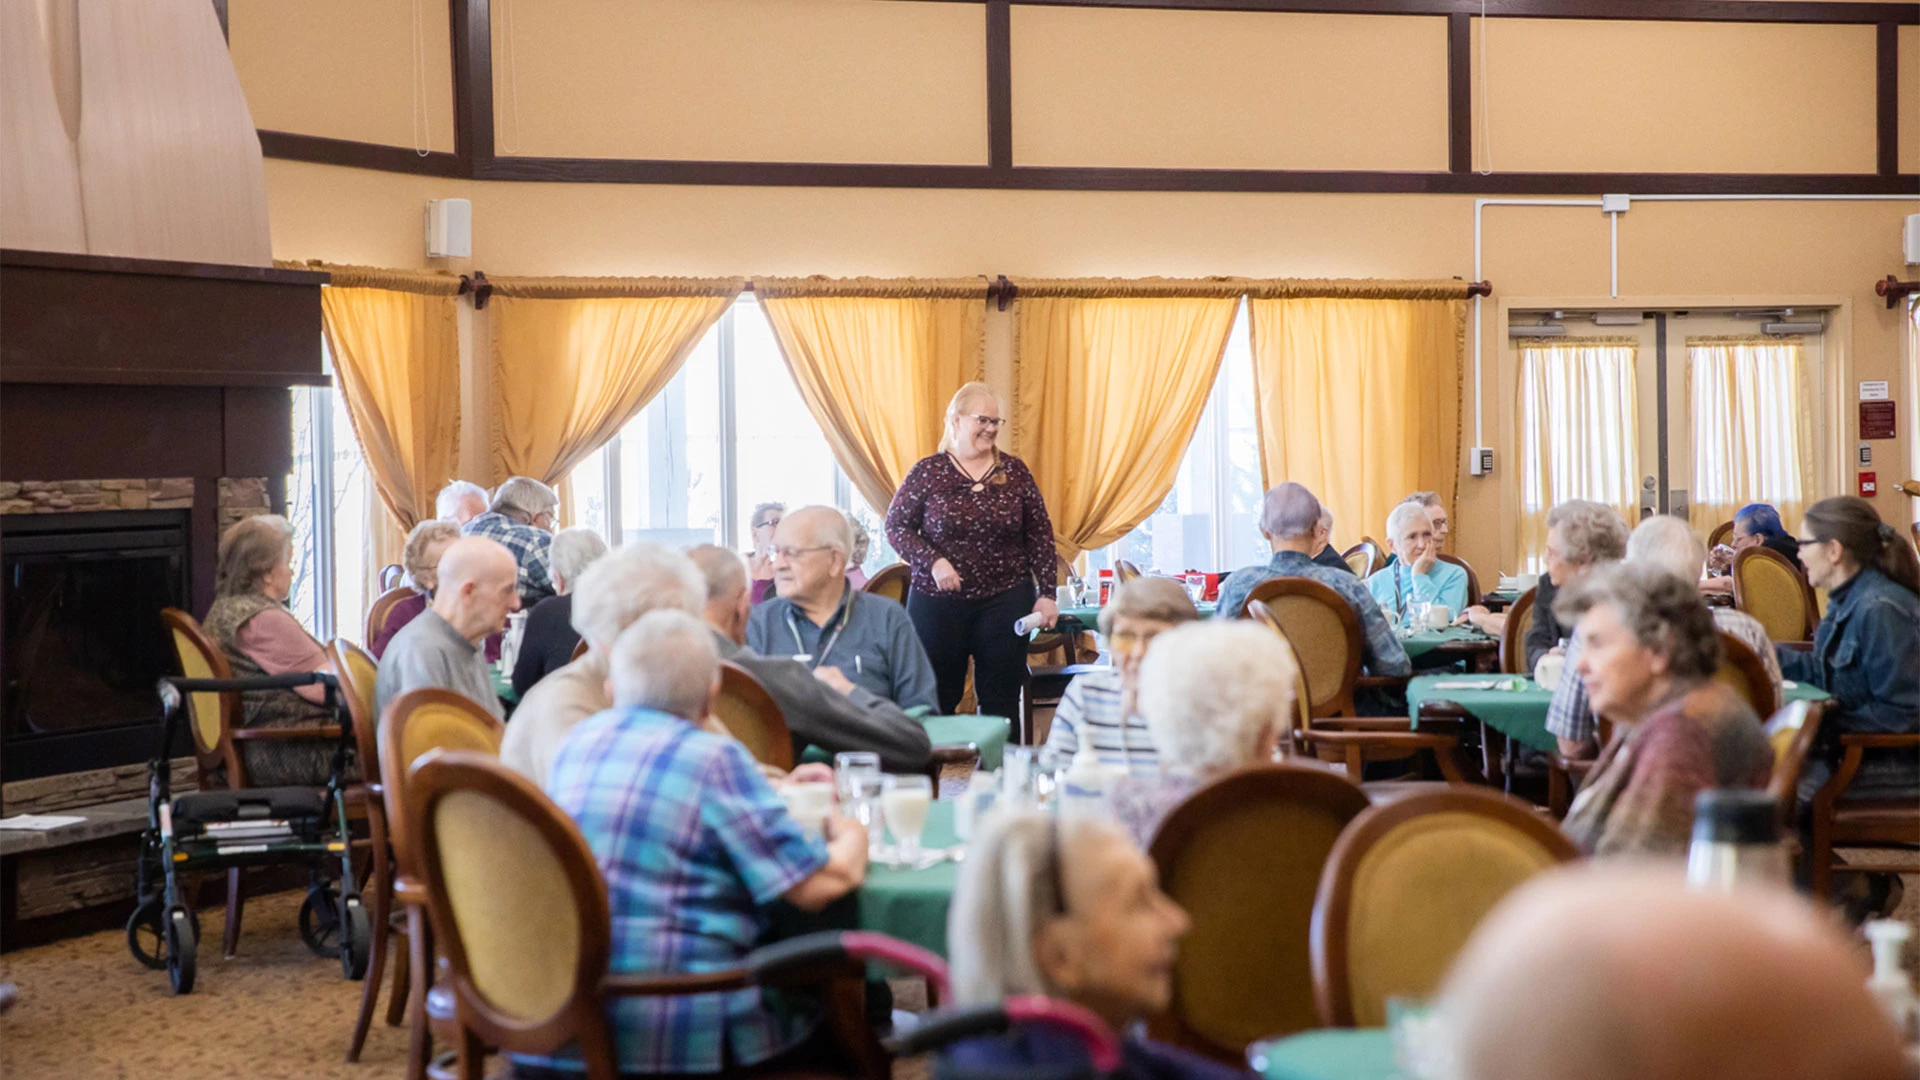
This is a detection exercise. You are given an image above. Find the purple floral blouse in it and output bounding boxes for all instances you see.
[885,452,1058,601]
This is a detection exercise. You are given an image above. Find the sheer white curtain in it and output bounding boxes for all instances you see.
[1518,339,1640,566]
[1689,337,1812,534]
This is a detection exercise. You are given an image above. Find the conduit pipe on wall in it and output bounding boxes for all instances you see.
[1470,192,1920,449]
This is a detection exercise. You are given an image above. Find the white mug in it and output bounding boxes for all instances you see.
[1424,605,1452,629]
[778,782,835,835]
[1534,652,1566,693]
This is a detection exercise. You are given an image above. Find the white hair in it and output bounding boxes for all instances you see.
[490,475,559,518]
[1386,502,1433,546]
[686,544,749,603]
[569,543,705,652]
[549,527,609,593]
[1319,505,1334,530]
[435,480,488,520]
[608,610,717,720]
[1137,621,1295,773]
[1626,515,1707,584]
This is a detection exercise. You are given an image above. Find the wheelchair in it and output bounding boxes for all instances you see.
[126,672,370,995]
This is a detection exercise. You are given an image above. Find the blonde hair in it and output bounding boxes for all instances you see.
[938,381,1001,453]
[402,519,462,591]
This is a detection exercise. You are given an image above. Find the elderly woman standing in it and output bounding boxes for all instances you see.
[943,812,1247,1080]
[201,515,339,787]
[1556,563,1772,857]
[510,526,610,697]
[887,381,1059,720]
[370,518,462,658]
[1043,578,1199,776]
[1109,621,1299,846]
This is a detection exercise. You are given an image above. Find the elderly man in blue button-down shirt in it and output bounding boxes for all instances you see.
[1215,483,1412,678]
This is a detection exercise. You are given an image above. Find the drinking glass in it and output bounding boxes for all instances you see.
[1002,746,1037,805]
[834,752,882,830]
[881,774,933,863]
[1406,601,1432,634]
[1184,572,1206,604]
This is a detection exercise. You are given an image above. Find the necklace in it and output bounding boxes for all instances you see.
[947,451,997,493]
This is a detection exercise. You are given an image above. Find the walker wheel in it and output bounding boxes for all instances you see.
[165,907,196,995]
[339,894,371,980]
[299,884,342,957]
[128,897,199,971]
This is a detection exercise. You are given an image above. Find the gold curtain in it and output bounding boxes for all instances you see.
[1011,281,1242,560]
[1246,293,1465,555]
[1517,338,1641,566]
[755,277,986,516]
[304,263,464,532]
[487,276,744,486]
[1688,336,1814,535]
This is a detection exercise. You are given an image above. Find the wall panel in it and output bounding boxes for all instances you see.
[229,0,456,153]
[490,0,987,165]
[1470,18,1877,174]
[1009,7,1449,171]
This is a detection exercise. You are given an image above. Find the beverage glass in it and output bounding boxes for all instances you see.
[834,752,882,830]
[1184,572,1206,604]
[778,782,835,836]
[881,775,933,863]
[1002,746,1037,805]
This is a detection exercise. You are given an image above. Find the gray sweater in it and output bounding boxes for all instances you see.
[375,608,504,722]
[711,631,931,772]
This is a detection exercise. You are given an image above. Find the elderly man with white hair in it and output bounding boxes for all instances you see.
[461,475,561,606]
[688,544,931,772]
[748,505,938,711]
[509,526,609,696]
[1309,504,1351,574]
[1366,501,1469,623]
[1215,482,1411,677]
[1546,514,1782,760]
[533,609,870,1078]
[434,480,489,525]
[1109,620,1300,846]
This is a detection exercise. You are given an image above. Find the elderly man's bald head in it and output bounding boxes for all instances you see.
[1261,483,1322,542]
[432,537,521,643]
[1439,866,1906,1080]
[438,536,516,591]
[779,506,853,558]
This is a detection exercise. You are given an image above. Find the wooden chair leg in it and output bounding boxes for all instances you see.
[405,905,433,1080]
[456,1025,488,1080]
[346,824,392,1062]
[1547,765,1570,818]
[222,867,244,959]
[387,919,411,1028]
[1433,745,1469,785]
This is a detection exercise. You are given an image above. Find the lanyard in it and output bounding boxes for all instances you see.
[786,593,853,671]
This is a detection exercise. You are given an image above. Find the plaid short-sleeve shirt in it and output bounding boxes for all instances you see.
[535,707,829,1075]
[461,511,555,605]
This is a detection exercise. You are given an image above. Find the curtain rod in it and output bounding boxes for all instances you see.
[1876,274,1919,310]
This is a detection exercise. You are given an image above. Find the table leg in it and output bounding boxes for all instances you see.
[1480,723,1508,792]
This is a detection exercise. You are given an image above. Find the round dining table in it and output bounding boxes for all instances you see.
[780,799,964,957]
[1249,1029,1400,1080]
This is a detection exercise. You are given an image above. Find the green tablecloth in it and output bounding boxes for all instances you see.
[1409,675,1833,755]
[1059,601,1217,626]
[1250,1029,1400,1080]
[855,800,962,956]
[801,714,1011,772]
[490,666,517,705]
[1399,626,1497,661]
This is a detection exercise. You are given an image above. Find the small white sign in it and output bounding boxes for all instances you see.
[1860,380,1890,401]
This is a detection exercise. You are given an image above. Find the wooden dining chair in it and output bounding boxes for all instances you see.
[1764,699,1827,832]
[1498,587,1537,675]
[1341,539,1383,578]
[1545,716,1612,820]
[1435,554,1481,608]
[1309,787,1577,1028]
[1730,546,1818,643]
[1114,559,1143,585]
[1805,724,1920,900]
[1712,630,1779,720]
[1706,520,1735,551]
[328,638,402,1063]
[365,584,419,648]
[379,563,406,591]
[1147,764,1372,1062]
[1243,601,1313,742]
[862,563,910,605]
[711,661,795,771]
[377,688,506,1080]
[161,608,344,961]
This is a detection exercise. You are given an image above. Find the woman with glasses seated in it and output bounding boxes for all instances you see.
[1043,578,1200,777]
[886,381,1060,722]
[942,811,1250,1079]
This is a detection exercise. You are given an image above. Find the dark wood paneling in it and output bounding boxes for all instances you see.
[451,0,495,170]
[221,388,296,511]
[986,0,1013,169]
[0,255,325,387]
[1878,21,1899,177]
[1447,12,1469,174]
[1,248,327,286]
[258,130,465,177]
[0,386,226,480]
[1005,0,1918,22]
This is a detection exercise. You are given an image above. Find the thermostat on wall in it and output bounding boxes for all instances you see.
[426,198,472,259]
[1469,447,1494,476]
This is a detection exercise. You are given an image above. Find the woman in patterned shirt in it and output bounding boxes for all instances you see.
[886,382,1059,720]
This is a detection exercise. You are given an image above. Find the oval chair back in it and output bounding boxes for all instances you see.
[160,607,244,787]
[1764,699,1826,826]
[1309,787,1577,1028]
[1114,559,1143,585]
[1147,764,1371,1061]
[1706,520,1735,551]
[1243,600,1315,743]
[1242,578,1360,718]
[328,638,383,785]
[863,563,910,605]
[1342,539,1384,578]
[1712,630,1780,719]
[1435,554,1481,608]
[711,661,795,771]
[378,689,505,881]
[1731,546,1817,642]
[365,585,419,649]
[1499,587,1537,675]
[378,563,406,591]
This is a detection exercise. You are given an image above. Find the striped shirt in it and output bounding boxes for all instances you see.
[1044,668,1160,776]
[536,707,828,1075]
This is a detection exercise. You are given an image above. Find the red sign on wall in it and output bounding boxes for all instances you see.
[1860,472,1878,497]
[1860,401,1897,440]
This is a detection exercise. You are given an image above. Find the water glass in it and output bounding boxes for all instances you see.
[1184,572,1206,604]
[881,774,933,862]
[834,752,883,830]
[1406,601,1432,634]
[1002,746,1037,805]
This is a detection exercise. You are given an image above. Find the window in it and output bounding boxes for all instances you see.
[1689,338,1811,531]
[1087,301,1265,576]
[570,297,892,574]
[287,380,372,641]
[1517,340,1640,568]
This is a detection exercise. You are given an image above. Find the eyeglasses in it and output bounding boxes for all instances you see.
[966,415,1005,429]
[772,544,835,560]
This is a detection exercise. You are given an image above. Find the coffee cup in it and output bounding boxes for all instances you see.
[1424,605,1452,629]
[778,781,835,835]
[1534,652,1566,693]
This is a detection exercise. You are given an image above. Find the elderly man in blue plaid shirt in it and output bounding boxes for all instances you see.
[531,609,869,1077]
[461,476,559,606]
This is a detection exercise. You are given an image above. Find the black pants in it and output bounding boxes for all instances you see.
[907,582,1035,720]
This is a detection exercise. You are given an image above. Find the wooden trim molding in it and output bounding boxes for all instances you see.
[244,0,1920,196]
